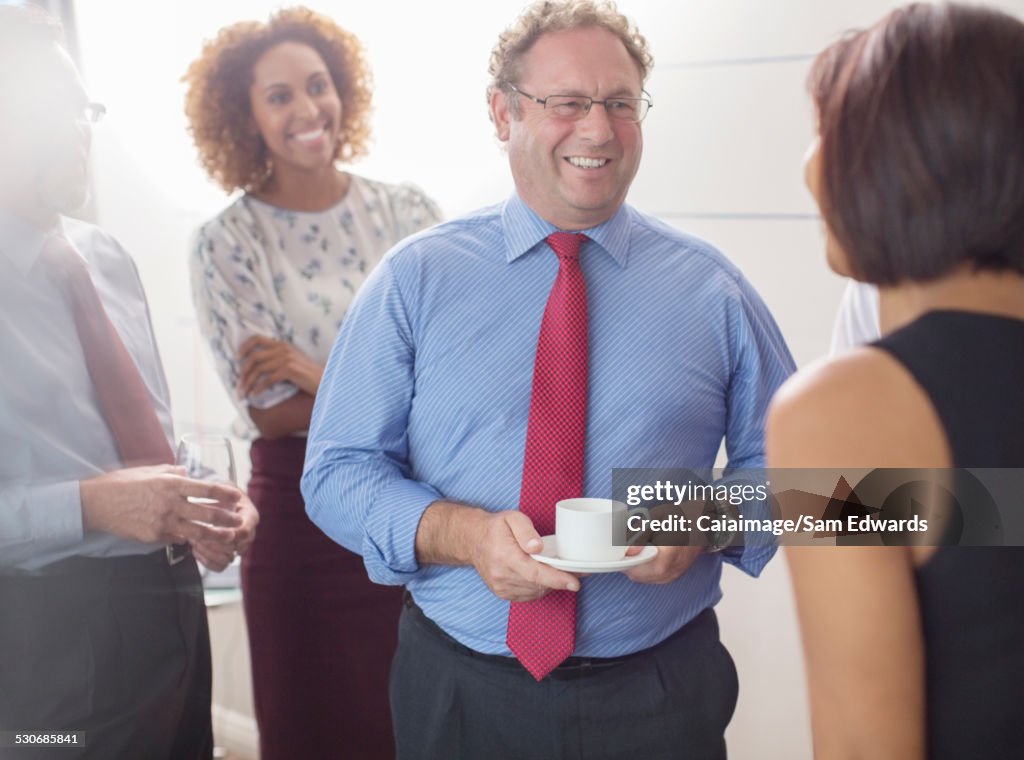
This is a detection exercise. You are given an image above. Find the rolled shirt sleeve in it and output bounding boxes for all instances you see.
[718,273,796,576]
[189,219,300,423]
[302,257,438,585]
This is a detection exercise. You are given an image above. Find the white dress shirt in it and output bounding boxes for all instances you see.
[830,280,881,353]
[0,210,174,571]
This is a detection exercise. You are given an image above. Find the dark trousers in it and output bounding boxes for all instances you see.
[245,437,402,760]
[391,596,738,760]
[0,550,213,760]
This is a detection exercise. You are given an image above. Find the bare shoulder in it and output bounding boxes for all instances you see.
[767,346,950,468]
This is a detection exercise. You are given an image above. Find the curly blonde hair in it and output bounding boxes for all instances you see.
[487,0,653,117]
[183,7,373,193]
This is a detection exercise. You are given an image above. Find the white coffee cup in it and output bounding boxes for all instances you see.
[555,498,648,562]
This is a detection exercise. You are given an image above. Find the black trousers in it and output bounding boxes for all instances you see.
[391,596,738,760]
[0,550,213,760]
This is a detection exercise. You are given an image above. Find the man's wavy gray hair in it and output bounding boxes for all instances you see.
[487,0,653,118]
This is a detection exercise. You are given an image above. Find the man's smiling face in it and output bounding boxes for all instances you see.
[491,25,644,230]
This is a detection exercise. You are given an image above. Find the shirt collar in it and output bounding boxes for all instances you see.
[0,209,64,277]
[501,192,631,269]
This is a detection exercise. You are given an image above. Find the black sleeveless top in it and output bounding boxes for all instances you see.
[873,310,1024,759]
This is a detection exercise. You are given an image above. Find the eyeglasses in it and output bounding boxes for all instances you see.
[81,102,106,124]
[503,82,652,123]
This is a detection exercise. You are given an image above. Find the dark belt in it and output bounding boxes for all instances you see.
[165,543,191,565]
[2,544,192,578]
[404,591,701,679]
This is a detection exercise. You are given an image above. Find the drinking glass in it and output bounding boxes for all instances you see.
[176,433,236,488]
[176,433,239,579]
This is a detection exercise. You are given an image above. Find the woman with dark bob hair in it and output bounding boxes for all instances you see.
[184,7,440,758]
[768,3,1024,758]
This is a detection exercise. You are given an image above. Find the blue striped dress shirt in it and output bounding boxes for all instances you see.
[302,193,796,657]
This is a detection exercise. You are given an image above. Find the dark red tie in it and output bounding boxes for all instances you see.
[42,234,174,467]
[507,232,588,681]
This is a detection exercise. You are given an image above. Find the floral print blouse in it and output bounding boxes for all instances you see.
[190,174,442,437]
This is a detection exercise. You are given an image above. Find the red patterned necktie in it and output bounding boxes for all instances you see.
[42,234,174,467]
[507,231,588,681]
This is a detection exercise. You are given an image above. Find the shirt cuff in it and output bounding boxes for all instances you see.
[716,474,777,577]
[29,481,84,546]
[246,381,299,410]
[363,478,442,584]
[721,540,777,577]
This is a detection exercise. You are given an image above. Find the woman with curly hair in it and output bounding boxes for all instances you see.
[184,8,440,757]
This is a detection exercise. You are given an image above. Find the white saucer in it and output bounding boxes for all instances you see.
[531,535,658,573]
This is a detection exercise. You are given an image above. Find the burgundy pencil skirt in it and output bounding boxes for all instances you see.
[242,436,403,759]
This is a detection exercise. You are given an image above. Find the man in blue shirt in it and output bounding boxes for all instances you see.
[303,1,794,757]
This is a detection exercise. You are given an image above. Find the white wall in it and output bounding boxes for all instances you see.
[73,1,1024,758]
